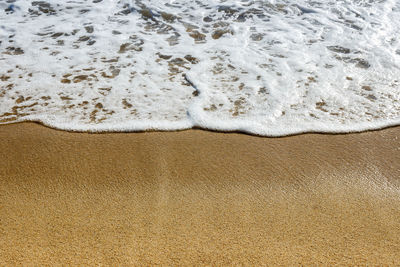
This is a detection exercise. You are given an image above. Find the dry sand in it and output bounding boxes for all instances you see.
[1,122,400,265]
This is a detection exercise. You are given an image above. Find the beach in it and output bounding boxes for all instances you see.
[1,122,400,265]
[2,1,400,265]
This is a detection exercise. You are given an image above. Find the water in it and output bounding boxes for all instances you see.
[1,0,399,136]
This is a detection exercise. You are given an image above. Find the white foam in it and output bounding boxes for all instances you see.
[1,0,399,136]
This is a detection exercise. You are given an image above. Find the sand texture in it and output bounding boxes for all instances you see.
[1,123,400,265]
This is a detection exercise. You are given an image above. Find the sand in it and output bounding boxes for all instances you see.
[1,122,400,265]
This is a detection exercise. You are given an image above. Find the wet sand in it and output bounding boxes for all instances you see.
[1,122,400,265]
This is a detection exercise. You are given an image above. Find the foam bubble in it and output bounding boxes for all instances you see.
[1,0,399,135]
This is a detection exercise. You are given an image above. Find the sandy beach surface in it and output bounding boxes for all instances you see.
[1,122,400,265]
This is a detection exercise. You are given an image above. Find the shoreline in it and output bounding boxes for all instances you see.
[1,122,400,265]
[3,118,400,137]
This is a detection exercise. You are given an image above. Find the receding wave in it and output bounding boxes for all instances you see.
[1,0,400,136]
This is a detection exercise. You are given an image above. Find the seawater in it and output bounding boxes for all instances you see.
[1,0,400,136]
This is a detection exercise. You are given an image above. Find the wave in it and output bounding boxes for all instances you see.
[1,0,399,136]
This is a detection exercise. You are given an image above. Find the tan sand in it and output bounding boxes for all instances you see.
[1,122,400,265]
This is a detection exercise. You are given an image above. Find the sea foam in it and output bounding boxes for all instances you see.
[1,0,400,136]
